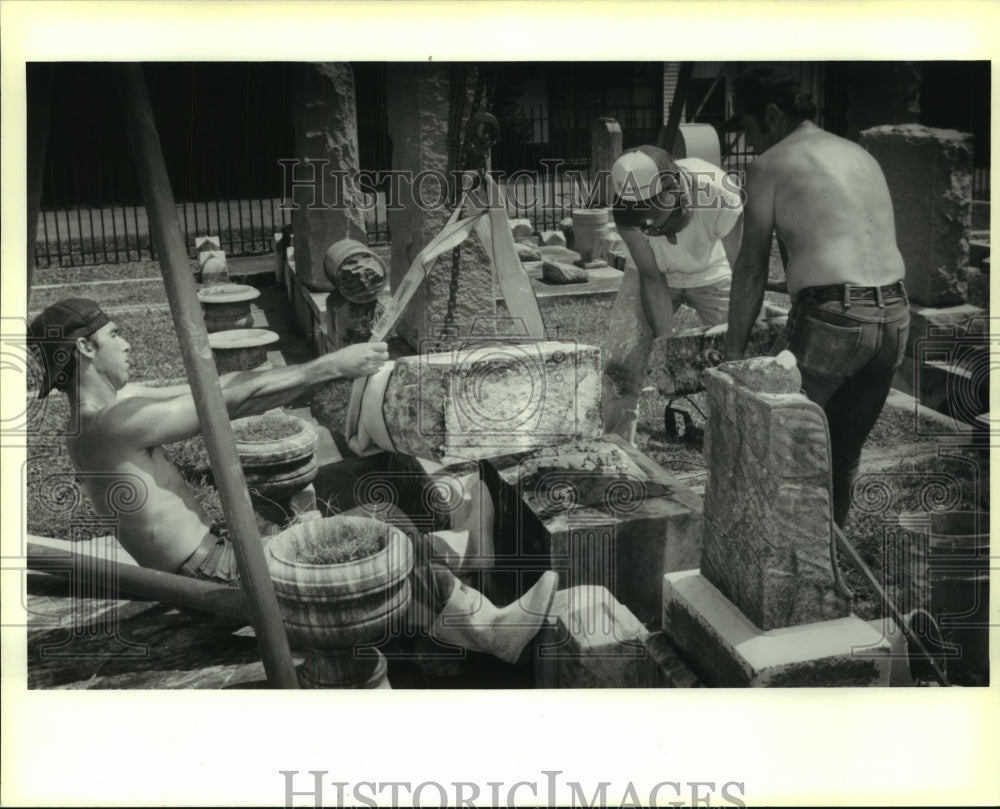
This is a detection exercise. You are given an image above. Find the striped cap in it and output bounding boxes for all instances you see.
[611,145,681,204]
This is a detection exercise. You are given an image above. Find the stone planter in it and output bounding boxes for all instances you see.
[571,208,610,264]
[208,328,279,373]
[233,413,319,501]
[197,283,261,332]
[267,515,413,688]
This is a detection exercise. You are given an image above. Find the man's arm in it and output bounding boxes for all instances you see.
[724,161,776,361]
[721,212,744,270]
[102,342,389,448]
[618,227,675,338]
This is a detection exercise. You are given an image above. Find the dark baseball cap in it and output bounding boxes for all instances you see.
[27,297,109,398]
[723,66,802,131]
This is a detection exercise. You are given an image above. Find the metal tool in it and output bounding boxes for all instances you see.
[832,522,951,687]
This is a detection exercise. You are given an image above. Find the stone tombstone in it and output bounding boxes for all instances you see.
[289,63,367,292]
[860,124,973,307]
[590,117,622,209]
[700,353,851,631]
[381,340,602,463]
[385,64,495,352]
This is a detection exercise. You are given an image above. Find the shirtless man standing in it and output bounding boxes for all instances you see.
[722,66,909,528]
[29,298,557,661]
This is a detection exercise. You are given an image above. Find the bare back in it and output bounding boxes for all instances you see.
[761,124,905,297]
[67,410,211,572]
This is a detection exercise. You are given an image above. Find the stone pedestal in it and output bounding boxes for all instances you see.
[860,124,973,306]
[385,64,495,351]
[483,436,702,625]
[325,290,390,349]
[663,570,893,687]
[208,328,279,373]
[289,63,366,292]
[534,586,650,688]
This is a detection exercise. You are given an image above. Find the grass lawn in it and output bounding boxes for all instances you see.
[26,257,985,654]
[29,280,170,314]
[31,259,175,288]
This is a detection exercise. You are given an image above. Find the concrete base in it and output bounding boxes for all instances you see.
[663,570,893,687]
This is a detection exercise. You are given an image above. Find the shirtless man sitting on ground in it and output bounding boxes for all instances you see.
[722,66,909,529]
[29,298,557,662]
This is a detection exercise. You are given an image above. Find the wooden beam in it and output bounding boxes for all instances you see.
[117,63,298,689]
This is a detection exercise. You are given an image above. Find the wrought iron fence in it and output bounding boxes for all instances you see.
[32,68,989,268]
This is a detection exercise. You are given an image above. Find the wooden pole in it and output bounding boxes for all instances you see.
[117,63,298,689]
[27,541,251,624]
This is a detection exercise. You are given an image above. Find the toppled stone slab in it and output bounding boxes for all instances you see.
[663,570,892,687]
[647,318,787,396]
[343,340,602,463]
[510,218,533,238]
[717,350,801,394]
[905,302,987,358]
[700,362,852,630]
[542,258,589,285]
[540,230,567,247]
[534,585,650,688]
[484,435,703,625]
[539,244,582,265]
[860,124,972,306]
[515,242,542,262]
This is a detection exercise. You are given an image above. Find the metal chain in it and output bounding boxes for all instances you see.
[439,66,490,349]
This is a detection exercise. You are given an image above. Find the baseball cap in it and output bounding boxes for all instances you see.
[723,65,802,131]
[27,297,109,398]
[611,145,682,204]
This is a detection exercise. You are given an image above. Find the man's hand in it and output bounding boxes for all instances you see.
[326,342,390,379]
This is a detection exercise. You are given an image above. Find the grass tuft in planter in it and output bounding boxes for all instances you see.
[232,414,303,443]
[294,520,386,565]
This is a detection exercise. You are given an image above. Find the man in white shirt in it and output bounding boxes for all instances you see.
[602,145,743,440]
[612,145,743,336]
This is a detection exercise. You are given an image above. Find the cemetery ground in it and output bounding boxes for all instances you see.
[25,253,989,684]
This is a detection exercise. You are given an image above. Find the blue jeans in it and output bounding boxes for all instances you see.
[776,283,910,528]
